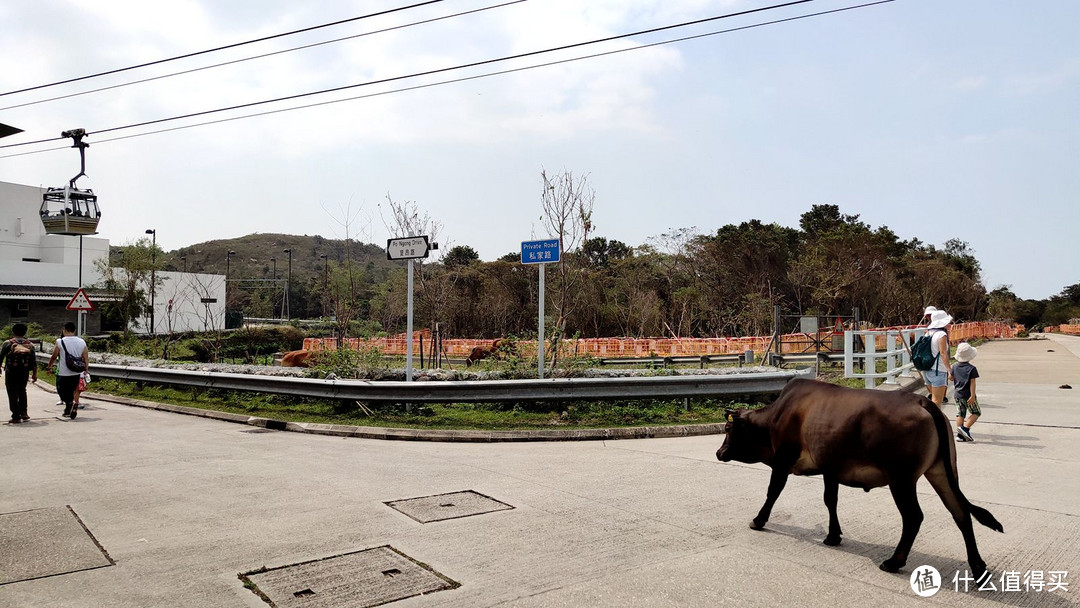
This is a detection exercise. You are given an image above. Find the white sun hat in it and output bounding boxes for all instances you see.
[923,305,939,316]
[955,342,977,362]
[927,310,953,329]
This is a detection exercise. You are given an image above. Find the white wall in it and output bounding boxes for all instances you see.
[139,271,226,335]
[0,180,108,287]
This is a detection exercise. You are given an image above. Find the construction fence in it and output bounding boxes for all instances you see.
[302,321,1022,359]
[1045,324,1080,335]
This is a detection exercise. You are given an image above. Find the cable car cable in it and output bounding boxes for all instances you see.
[0,0,896,157]
[0,0,527,112]
[0,0,815,149]
[92,0,820,138]
[0,0,446,98]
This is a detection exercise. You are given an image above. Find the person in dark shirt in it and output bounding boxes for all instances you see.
[952,342,980,442]
[1,323,38,423]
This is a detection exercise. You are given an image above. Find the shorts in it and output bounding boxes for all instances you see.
[922,368,948,388]
[957,398,981,418]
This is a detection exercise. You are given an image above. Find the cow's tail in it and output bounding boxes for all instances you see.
[923,399,1004,533]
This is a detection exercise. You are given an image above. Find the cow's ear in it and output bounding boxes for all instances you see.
[724,409,736,423]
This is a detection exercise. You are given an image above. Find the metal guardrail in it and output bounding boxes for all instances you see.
[844,328,924,388]
[597,353,754,368]
[768,352,845,366]
[67,360,812,403]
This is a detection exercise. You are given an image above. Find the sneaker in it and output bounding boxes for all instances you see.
[958,426,973,442]
[956,434,968,442]
[68,408,77,420]
[8,418,21,424]
[21,416,30,421]
[56,400,65,406]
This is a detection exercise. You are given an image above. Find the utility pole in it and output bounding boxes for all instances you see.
[282,248,292,320]
[145,228,156,334]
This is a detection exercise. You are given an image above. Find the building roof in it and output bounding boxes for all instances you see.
[0,284,122,302]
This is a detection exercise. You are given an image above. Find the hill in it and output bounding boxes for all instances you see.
[156,233,397,283]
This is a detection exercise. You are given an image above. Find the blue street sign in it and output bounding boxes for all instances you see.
[521,239,560,264]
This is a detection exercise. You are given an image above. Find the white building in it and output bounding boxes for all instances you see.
[0,180,224,335]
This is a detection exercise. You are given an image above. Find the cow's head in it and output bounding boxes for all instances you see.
[716,408,770,464]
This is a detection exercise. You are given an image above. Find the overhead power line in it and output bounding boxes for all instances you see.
[0,0,897,158]
[0,0,815,150]
[0,0,446,98]
[0,0,527,112]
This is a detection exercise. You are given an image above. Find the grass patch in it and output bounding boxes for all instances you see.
[38,370,760,430]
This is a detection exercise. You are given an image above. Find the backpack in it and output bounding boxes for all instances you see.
[911,331,941,371]
[7,338,35,371]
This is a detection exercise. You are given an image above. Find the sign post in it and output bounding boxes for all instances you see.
[521,239,560,379]
[387,236,432,382]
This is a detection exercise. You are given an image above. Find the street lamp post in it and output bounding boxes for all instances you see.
[319,254,328,317]
[145,229,156,334]
[180,256,187,272]
[226,250,235,308]
[282,248,292,320]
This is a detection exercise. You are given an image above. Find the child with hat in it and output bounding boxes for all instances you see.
[952,342,980,442]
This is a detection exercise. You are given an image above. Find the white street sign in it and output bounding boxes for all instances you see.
[386,236,430,260]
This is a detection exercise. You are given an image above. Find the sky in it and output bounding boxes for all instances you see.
[1,0,1077,300]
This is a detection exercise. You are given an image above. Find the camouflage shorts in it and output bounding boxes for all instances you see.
[957,397,981,418]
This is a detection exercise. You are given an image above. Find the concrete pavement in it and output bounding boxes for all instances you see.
[1,335,1078,607]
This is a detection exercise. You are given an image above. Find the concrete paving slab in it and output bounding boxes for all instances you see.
[0,506,112,586]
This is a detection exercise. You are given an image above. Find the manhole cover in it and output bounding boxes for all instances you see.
[385,490,514,523]
[240,428,275,434]
[240,545,457,607]
[0,506,114,585]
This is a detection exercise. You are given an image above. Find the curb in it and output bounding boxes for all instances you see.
[35,374,918,443]
[46,385,726,443]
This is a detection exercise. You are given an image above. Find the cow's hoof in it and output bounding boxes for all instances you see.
[749,519,766,530]
[879,559,904,573]
[823,535,842,546]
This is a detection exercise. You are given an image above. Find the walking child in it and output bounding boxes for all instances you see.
[952,342,980,442]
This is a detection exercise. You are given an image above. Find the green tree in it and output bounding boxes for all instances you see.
[94,237,163,335]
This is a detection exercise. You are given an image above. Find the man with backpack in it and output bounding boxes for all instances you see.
[46,322,89,420]
[1,323,38,423]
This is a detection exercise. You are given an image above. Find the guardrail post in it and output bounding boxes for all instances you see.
[884,331,899,385]
[899,328,917,378]
[844,330,854,378]
[864,334,876,389]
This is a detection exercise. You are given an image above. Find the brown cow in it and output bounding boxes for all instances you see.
[280,349,314,368]
[465,339,503,367]
[716,378,1002,580]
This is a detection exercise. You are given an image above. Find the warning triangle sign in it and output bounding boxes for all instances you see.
[66,288,95,311]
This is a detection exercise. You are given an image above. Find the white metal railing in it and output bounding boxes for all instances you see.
[844,328,926,388]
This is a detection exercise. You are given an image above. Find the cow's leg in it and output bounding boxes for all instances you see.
[751,466,790,530]
[822,475,842,546]
[880,479,923,572]
[924,465,988,581]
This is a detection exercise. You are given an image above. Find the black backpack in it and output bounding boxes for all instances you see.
[911,330,943,371]
[6,338,35,371]
[60,338,87,373]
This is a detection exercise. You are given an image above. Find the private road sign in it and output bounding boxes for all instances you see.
[387,236,431,260]
[520,239,560,264]
[66,288,95,311]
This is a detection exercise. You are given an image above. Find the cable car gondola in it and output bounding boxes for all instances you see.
[40,128,101,236]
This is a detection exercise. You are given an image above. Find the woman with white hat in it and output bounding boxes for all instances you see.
[923,309,954,407]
